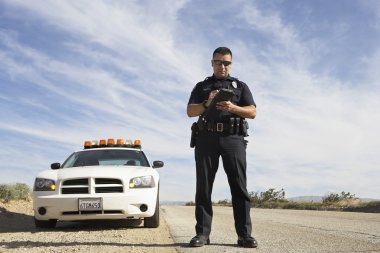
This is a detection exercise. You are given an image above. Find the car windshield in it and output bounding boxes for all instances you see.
[61,149,150,168]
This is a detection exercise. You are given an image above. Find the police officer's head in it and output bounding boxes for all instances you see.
[211,47,232,80]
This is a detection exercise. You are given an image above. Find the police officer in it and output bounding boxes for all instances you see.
[187,47,258,248]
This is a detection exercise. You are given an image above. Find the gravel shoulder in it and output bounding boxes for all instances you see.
[0,200,177,253]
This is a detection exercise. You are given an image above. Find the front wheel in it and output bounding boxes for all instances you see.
[34,218,57,228]
[144,192,159,228]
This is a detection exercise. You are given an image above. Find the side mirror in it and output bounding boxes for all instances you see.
[152,161,164,168]
[51,163,61,170]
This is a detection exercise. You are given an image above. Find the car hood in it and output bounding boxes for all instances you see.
[36,166,157,181]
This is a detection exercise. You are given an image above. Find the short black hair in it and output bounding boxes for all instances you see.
[213,47,232,58]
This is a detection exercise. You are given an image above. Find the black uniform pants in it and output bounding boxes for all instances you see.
[194,131,252,237]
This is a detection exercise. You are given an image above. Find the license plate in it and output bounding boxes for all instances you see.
[78,198,102,211]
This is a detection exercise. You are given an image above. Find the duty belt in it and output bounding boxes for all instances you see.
[198,117,249,136]
[205,122,229,132]
[190,117,249,148]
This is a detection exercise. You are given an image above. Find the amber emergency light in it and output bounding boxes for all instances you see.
[99,139,106,146]
[83,138,142,149]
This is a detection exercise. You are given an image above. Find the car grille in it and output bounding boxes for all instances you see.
[61,178,123,194]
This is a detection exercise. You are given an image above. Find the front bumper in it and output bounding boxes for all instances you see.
[33,189,157,221]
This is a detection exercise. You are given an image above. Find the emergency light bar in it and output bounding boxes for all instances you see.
[84,139,141,149]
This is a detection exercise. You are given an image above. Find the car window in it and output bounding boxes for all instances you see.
[99,159,141,166]
[62,149,149,168]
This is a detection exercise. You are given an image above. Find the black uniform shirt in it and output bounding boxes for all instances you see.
[188,75,256,121]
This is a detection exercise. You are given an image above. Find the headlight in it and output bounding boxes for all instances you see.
[129,176,154,188]
[34,178,56,191]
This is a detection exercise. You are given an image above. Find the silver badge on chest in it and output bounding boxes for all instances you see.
[231,81,237,89]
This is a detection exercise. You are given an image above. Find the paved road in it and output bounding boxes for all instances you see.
[161,206,380,253]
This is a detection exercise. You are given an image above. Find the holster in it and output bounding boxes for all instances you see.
[190,122,199,148]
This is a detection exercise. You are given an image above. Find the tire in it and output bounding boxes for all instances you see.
[144,191,160,228]
[34,218,57,228]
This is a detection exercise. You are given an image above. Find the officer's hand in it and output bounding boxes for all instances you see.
[206,90,219,107]
[216,100,235,112]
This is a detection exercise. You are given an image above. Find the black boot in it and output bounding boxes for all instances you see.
[237,236,258,248]
[189,235,210,247]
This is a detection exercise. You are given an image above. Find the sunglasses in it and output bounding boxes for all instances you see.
[213,60,232,66]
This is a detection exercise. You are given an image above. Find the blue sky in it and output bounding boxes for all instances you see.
[1,0,379,201]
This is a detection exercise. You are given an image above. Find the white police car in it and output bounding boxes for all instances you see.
[33,139,163,228]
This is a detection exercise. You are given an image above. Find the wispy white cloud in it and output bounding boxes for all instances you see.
[3,0,201,84]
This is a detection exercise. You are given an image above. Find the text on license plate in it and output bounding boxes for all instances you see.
[78,198,103,211]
